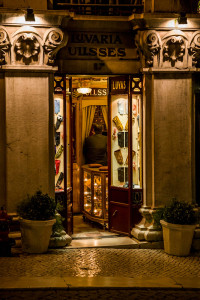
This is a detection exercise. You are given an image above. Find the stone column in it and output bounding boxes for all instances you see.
[131,74,153,240]
[143,71,193,242]
[0,67,56,212]
[0,24,67,212]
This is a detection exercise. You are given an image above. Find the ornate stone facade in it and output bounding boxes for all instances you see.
[0,27,11,65]
[0,26,67,66]
[136,29,200,69]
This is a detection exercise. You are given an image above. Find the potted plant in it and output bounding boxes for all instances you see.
[159,199,198,256]
[17,191,56,254]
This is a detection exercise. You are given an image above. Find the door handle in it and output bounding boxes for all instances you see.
[112,210,118,217]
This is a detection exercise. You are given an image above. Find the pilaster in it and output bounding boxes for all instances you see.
[132,25,199,242]
[0,24,67,212]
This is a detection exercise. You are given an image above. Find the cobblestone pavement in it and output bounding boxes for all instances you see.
[1,248,200,279]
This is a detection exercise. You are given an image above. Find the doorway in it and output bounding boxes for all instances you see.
[54,75,110,237]
[54,74,143,237]
[71,76,109,235]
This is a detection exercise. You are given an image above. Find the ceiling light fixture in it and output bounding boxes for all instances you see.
[77,87,92,94]
[77,79,92,94]
[178,12,187,24]
[25,8,35,22]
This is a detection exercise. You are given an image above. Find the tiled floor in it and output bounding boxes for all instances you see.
[69,215,137,248]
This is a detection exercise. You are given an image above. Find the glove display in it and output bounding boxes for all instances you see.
[114,149,123,165]
[112,116,123,131]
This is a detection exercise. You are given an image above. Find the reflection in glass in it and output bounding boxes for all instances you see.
[83,171,92,213]
[132,95,142,189]
[54,94,65,191]
[111,94,128,187]
[93,175,102,217]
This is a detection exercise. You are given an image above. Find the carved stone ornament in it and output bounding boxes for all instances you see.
[0,28,10,65]
[144,31,160,66]
[14,33,40,65]
[163,36,185,67]
[44,29,65,65]
[189,33,200,67]
[136,30,160,68]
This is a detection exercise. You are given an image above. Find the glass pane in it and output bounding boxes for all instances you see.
[105,175,108,218]
[66,92,71,188]
[111,94,128,187]
[132,94,142,188]
[55,94,64,191]
[83,171,92,213]
[93,175,103,217]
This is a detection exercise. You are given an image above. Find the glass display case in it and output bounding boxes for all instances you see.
[82,165,108,227]
[54,75,73,235]
[108,75,143,235]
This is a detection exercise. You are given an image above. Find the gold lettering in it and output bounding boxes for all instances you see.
[112,80,126,90]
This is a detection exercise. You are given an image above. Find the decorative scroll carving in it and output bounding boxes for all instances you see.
[14,33,40,65]
[144,31,160,66]
[189,33,200,67]
[44,29,66,65]
[136,30,160,67]
[163,36,185,67]
[0,28,10,65]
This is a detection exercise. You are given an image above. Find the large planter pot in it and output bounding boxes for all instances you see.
[160,220,196,256]
[20,219,56,254]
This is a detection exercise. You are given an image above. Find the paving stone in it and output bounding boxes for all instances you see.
[0,249,200,279]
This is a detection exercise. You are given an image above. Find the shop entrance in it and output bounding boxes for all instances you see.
[54,75,143,237]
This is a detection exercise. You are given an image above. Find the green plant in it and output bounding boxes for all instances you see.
[17,191,56,221]
[159,199,197,225]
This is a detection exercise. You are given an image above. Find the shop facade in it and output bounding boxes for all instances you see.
[0,0,200,245]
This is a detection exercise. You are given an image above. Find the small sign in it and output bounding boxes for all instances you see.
[73,88,107,96]
[110,77,128,94]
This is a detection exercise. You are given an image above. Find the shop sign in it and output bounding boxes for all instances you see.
[62,32,136,60]
[73,88,107,96]
[110,77,129,93]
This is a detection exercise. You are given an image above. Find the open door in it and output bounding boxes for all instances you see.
[108,76,131,235]
[108,75,143,235]
[54,75,73,235]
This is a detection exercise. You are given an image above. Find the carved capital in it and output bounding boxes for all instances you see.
[189,33,200,67]
[163,36,185,67]
[14,33,40,65]
[44,28,68,65]
[0,27,11,65]
[136,30,160,67]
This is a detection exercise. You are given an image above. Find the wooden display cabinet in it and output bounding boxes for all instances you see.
[82,165,108,228]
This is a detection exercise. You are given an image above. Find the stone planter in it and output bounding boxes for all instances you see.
[20,219,56,253]
[160,220,196,256]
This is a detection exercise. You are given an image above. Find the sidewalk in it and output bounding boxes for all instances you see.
[1,247,200,299]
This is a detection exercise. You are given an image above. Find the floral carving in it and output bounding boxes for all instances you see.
[14,33,40,65]
[0,28,10,65]
[189,33,200,67]
[44,29,64,65]
[163,36,185,67]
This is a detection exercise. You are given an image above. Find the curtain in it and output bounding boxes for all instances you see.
[82,105,96,143]
[101,105,108,129]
